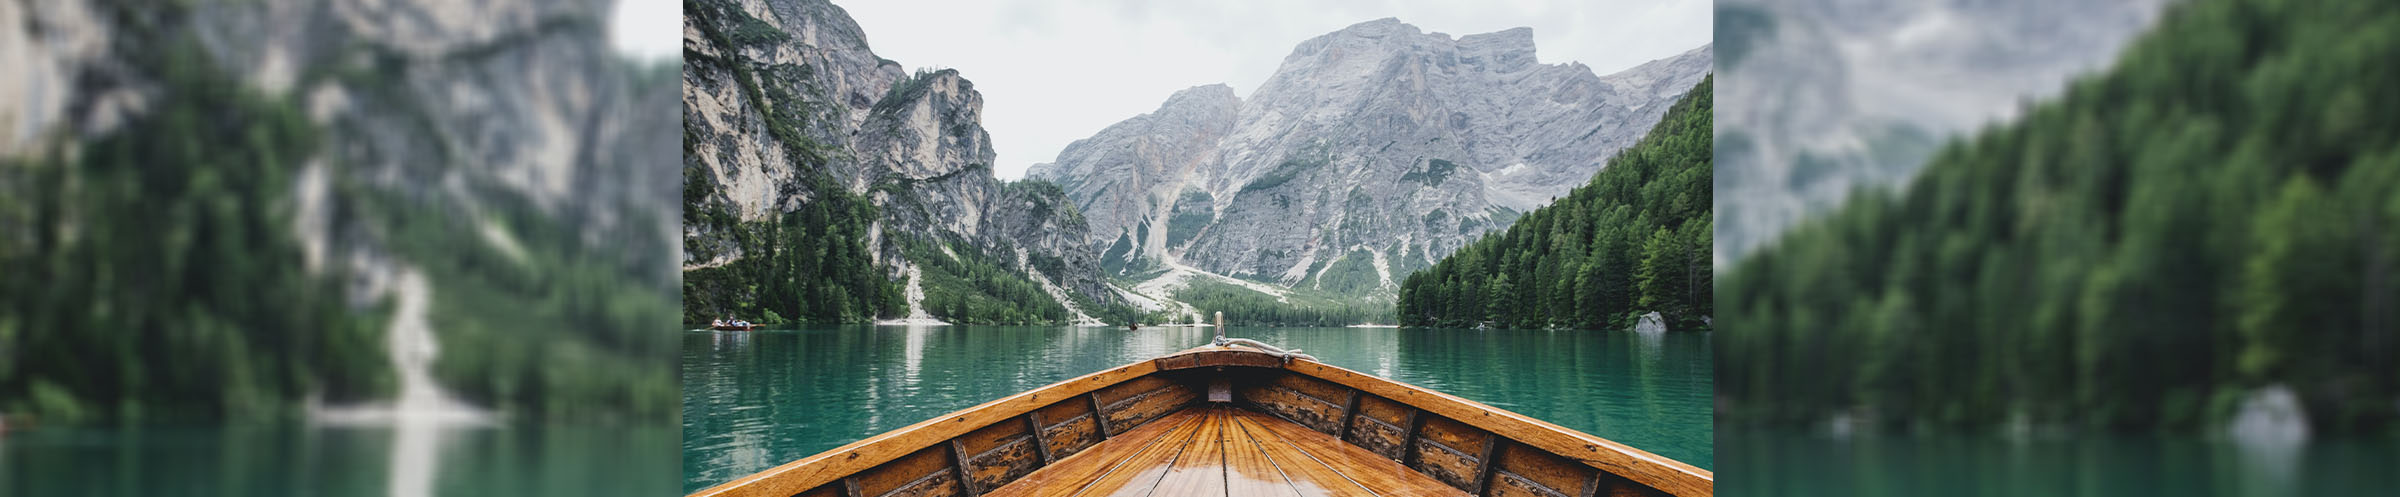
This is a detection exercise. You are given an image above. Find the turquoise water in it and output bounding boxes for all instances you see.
[680,325,1713,492]
[1721,427,2400,496]
[0,423,675,496]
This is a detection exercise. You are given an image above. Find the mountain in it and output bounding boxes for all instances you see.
[1719,0,2400,432]
[1030,19,1711,302]
[681,0,1131,325]
[1712,0,2167,264]
[1399,77,1712,330]
[1,0,678,421]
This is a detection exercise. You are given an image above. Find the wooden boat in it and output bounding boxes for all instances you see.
[689,341,1711,497]
[712,324,758,331]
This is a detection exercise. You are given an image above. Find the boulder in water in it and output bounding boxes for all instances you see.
[1635,312,1667,333]
[2228,384,2309,447]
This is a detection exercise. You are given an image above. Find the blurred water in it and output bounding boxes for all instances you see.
[1720,427,2400,496]
[680,325,1714,492]
[0,423,675,496]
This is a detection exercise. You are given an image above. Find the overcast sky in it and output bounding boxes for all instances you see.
[611,0,680,61]
[620,1,1711,180]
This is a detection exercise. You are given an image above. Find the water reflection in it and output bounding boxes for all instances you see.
[1,423,675,496]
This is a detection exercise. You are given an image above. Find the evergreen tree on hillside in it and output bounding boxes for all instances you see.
[1718,0,2400,432]
[1396,76,1714,330]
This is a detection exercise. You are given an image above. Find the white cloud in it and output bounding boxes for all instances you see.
[610,0,682,62]
[836,0,1710,179]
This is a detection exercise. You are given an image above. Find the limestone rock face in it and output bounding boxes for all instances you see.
[5,0,680,288]
[682,0,1120,303]
[1032,19,1711,292]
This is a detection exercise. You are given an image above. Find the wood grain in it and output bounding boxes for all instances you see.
[982,411,1202,497]
[1145,407,1229,496]
[691,359,1163,497]
[1063,407,1206,497]
[1280,359,1713,497]
[1235,409,1470,497]
[1221,412,1305,497]
[1228,412,1375,497]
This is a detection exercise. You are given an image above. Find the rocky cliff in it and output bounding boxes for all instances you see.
[1030,19,1710,295]
[681,0,1122,322]
[1,0,679,420]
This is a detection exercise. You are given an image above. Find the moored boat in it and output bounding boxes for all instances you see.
[689,338,1712,497]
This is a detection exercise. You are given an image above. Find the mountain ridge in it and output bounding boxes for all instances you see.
[1032,19,1711,301]
[682,0,1131,325]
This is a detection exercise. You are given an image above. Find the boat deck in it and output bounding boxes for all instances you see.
[985,405,1468,497]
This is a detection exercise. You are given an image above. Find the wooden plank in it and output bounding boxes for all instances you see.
[1334,390,1362,441]
[1343,412,1408,461]
[1579,472,1603,497]
[1416,416,1492,459]
[982,410,1204,497]
[1087,393,1114,438]
[856,447,960,497]
[1354,395,1412,427]
[1470,438,1505,496]
[1490,472,1574,497]
[1152,347,1287,370]
[1280,359,1712,497]
[1411,429,1486,491]
[1034,401,1102,460]
[949,439,984,496]
[1104,384,1196,434]
[1266,373,1350,407]
[1235,409,1469,497]
[1400,408,1426,467]
[1058,407,1209,497]
[1223,411,1306,497]
[1240,384,1344,434]
[961,437,1041,493]
[1147,407,1230,496]
[1496,439,1597,497]
[1229,411,1376,497]
[957,415,1033,457]
[1033,399,1094,430]
[842,478,864,497]
[1024,413,1054,466]
[1094,376,1177,408]
[692,359,1164,497]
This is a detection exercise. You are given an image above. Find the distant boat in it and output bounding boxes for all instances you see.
[710,324,757,331]
[688,340,1712,497]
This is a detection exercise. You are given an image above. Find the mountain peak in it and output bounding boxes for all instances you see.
[1458,27,1538,71]
[1335,17,1415,35]
[1161,83,1239,108]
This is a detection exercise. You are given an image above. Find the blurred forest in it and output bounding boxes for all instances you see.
[1398,77,1714,331]
[0,23,678,423]
[1719,0,2400,433]
[0,43,385,422]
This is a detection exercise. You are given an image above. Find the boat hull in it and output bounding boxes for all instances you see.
[689,345,1711,497]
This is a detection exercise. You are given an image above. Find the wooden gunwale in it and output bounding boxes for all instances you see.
[1269,353,1714,497]
[688,356,1161,497]
[688,344,1712,497]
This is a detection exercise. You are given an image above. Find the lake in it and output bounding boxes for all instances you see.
[0,422,675,496]
[680,325,1713,492]
[1720,427,2400,496]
